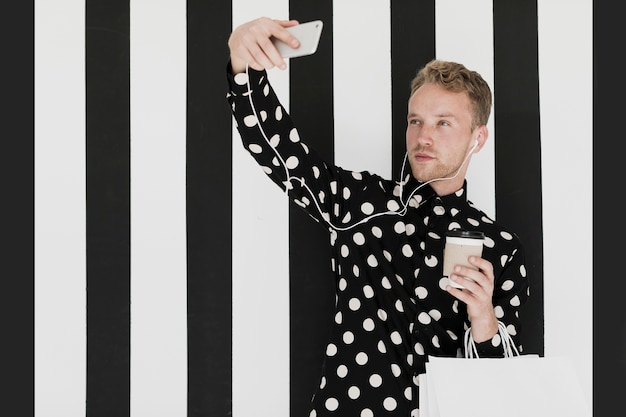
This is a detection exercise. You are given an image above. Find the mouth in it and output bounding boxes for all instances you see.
[413,152,434,163]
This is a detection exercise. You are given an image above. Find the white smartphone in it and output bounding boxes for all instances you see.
[271,20,323,59]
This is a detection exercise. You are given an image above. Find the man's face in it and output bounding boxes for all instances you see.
[405,83,479,194]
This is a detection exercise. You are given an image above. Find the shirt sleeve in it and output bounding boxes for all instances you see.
[472,236,530,357]
[226,64,391,230]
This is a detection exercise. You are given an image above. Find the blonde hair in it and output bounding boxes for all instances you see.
[410,59,492,130]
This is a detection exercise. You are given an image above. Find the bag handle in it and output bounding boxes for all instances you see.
[464,321,520,358]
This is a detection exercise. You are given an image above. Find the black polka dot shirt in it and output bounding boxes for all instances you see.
[227,66,530,417]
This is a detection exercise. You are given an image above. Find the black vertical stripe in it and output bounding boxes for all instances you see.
[493,1,544,355]
[186,1,233,416]
[288,2,335,416]
[594,2,623,416]
[3,1,34,415]
[85,1,131,416]
[390,0,436,175]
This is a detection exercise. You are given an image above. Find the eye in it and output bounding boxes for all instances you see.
[438,120,450,127]
[408,119,421,126]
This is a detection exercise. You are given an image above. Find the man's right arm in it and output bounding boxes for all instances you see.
[228,17,301,73]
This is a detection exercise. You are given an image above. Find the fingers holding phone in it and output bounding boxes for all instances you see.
[228,17,300,73]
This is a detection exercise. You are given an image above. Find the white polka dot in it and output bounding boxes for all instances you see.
[337,364,348,378]
[501,279,514,291]
[414,342,425,355]
[447,225,461,235]
[406,223,416,236]
[339,278,347,291]
[341,244,350,257]
[356,352,368,365]
[387,200,400,211]
[429,309,441,320]
[415,286,428,299]
[383,250,393,262]
[343,187,351,199]
[404,387,413,401]
[369,374,383,387]
[275,105,283,120]
[390,331,402,345]
[348,385,360,399]
[371,226,382,238]
[381,276,392,289]
[432,335,441,348]
[285,155,299,169]
[417,312,431,325]
[383,397,397,411]
[233,72,248,85]
[425,255,438,267]
[395,300,404,312]
[510,295,521,307]
[309,409,316,417]
[353,232,366,245]
[500,230,513,240]
[402,244,413,257]
[269,134,280,147]
[289,128,300,142]
[335,312,343,324]
[367,255,378,267]
[363,285,374,298]
[353,265,360,277]
[320,376,326,388]
[494,305,504,318]
[326,343,337,356]
[395,274,404,285]
[343,331,355,344]
[391,363,401,376]
[248,143,262,154]
[361,202,374,215]
[349,298,361,311]
[377,309,388,321]
[394,222,406,234]
[378,340,387,353]
[363,318,375,331]
[325,398,339,411]
[438,277,449,290]
[259,110,267,121]
[243,114,257,127]
[360,409,373,417]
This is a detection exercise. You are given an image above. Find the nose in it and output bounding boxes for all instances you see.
[407,124,432,147]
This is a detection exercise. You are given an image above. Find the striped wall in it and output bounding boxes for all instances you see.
[22,0,609,416]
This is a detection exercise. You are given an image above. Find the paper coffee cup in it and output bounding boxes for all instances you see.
[443,230,485,289]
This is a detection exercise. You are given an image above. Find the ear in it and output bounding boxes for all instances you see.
[473,125,488,152]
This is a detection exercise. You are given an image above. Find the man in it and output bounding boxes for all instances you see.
[226,17,529,417]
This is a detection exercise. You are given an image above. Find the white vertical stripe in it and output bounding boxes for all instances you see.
[231,2,291,416]
[130,1,187,415]
[333,0,392,177]
[34,1,86,415]
[538,0,592,406]
[436,0,496,218]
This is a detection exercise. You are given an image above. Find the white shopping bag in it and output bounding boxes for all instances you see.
[418,355,591,417]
